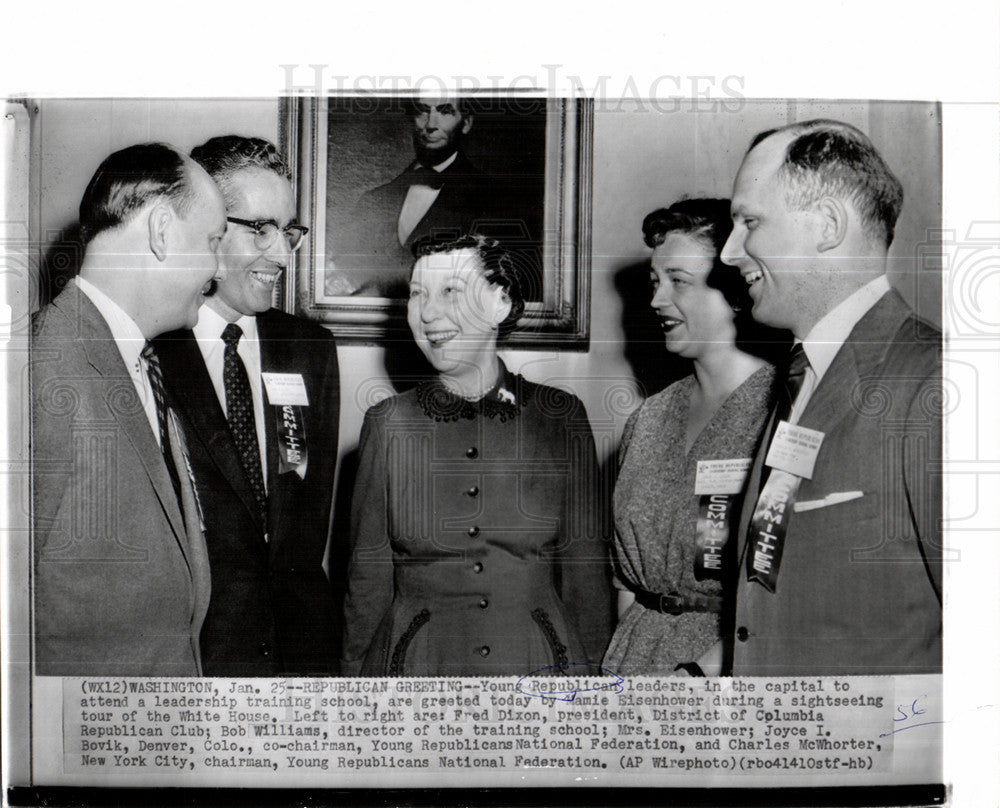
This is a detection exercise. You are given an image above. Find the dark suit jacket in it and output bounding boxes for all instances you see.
[32,283,211,676]
[330,151,540,298]
[732,289,942,675]
[156,309,340,676]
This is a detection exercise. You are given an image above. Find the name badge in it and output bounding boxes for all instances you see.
[764,421,825,480]
[695,458,752,495]
[262,372,310,407]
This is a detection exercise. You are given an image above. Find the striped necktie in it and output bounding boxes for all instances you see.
[141,341,182,503]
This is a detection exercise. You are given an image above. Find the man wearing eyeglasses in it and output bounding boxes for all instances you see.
[155,136,341,676]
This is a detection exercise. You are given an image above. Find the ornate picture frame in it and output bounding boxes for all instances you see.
[279,95,592,347]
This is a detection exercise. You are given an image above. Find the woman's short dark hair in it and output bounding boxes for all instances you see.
[642,197,788,361]
[412,233,525,336]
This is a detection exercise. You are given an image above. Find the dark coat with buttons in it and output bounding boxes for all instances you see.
[155,309,340,676]
[341,368,614,676]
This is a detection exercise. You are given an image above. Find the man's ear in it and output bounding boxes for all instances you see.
[147,204,173,262]
[815,196,849,253]
[461,114,474,136]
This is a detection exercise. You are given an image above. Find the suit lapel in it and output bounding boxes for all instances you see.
[400,152,471,249]
[167,409,211,670]
[796,340,861,436]
[736,288,912,558]
[63,286,189,544]
[798,290,912,435]
[159,331,265,536]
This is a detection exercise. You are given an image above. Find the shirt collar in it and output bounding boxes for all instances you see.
[800,274,891,382]
[74,275,146,371]
[432,151,458,172]
[193,304,259,344]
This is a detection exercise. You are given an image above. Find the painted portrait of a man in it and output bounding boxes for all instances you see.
[323,94,546,300]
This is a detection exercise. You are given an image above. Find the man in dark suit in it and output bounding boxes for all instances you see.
[328,96,536,298]
[720,119,942,675]
[32,143,226,675]
[156,136,340,676]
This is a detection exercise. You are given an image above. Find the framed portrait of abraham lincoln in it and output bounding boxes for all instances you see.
[280,95,591,347]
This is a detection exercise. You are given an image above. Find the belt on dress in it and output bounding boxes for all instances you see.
[633,587,723,615]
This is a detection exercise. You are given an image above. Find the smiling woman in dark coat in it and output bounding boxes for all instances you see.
[341,234,612,676]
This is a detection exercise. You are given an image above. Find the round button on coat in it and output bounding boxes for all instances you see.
[467,526,480,537]
[479,646,490,657]
[478,598,489,610]
[472,562,483,573]
[465,447,478,459]
[467,486,479,497]
[736,626,749,642]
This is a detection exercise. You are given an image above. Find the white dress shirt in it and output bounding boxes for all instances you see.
[397,151,458,245]
[193,305,269,488]
[789,274,892,424]
[75,276,162,446]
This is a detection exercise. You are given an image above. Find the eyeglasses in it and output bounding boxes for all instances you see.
[226,217,309,252]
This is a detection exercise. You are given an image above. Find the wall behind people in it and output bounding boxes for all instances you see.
[33,98,941,471]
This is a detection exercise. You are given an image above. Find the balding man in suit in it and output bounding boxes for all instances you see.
[720,119,942,675]
[32,143,226,675]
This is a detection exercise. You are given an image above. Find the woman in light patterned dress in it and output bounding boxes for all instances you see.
[603,198,787,677]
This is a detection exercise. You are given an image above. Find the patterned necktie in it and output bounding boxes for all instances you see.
[141,341,182,502]
[222,323,267,526]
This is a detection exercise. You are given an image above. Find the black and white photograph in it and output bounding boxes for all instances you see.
[2,5,998,805]
[10,92,948,793]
